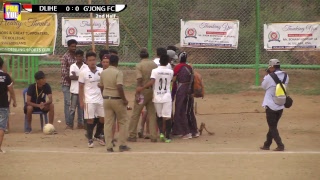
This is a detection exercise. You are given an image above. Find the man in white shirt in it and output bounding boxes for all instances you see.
[79,52,104,148]
[154,47,172,69]
[137,54,174,143]
[68,50,88,129]
[260,59,289,151]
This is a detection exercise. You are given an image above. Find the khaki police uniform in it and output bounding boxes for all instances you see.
[100,66,128,149]
[128,59,158,140]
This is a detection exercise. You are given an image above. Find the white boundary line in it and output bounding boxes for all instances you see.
[7,149,320,155]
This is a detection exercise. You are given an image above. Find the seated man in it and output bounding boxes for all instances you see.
[24,71,55,134]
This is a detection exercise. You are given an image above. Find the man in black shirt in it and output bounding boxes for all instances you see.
[24,71,55,134]
[0,57,17,153]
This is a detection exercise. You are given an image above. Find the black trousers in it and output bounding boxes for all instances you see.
[264,107,284,148]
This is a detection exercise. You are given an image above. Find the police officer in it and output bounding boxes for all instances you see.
[127,48,158,142]
[100,55,131,152]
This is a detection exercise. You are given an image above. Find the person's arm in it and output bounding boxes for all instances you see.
[61,56,70,83]
[136,64,143,87]
[6,75,17,107]
[78,71,85,109]
[261,75,271,90]
[137,70,156,93]
[98,71,104,92]
[116,71,128,105]
[69,64,78,80]
[44,84,53,105]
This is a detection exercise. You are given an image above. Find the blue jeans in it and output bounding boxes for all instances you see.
[0,108,9,131]
[62,85,71,126]
[68,93,84,127]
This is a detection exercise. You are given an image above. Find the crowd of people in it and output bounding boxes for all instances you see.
[0,39,289,153]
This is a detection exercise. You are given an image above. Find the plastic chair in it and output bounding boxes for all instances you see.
[23,88,48,131]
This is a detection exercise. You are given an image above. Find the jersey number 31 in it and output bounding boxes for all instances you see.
[159,78,167,90]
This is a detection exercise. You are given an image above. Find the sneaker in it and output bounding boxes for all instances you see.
[97,138,106,146]
[112,139,116,147]
[4,129,9,134]
[273,147,284,151]
[25,127,32,134]
[260,146,270,150]
[107,148,114,153]
[159,133,165,142]
[165,139,172,143]
[119,145,131,152]
[192,133,200,138]
[88,139,94,148]
[182,133,192,139]
[138,132,143,138]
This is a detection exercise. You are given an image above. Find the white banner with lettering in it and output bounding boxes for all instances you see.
[62,17,120,47]
[180,19,239,49]
[264,22,320,51]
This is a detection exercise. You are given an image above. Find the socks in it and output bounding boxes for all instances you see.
[87,123,95,140]
[165,119,172,139]
[156,116,164,134]
[95,122,104,138]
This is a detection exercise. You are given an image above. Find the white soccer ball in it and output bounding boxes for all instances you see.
[43,124,55,135]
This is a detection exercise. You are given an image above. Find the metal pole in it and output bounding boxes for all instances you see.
[147,0,153,57]
[105,0,109,49]
[88,0,96,52]
[255,0,261,86]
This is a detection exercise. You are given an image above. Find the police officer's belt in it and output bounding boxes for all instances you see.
[103,96,122,99]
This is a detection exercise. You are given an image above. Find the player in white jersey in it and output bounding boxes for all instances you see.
[79,52,104,148]
[137,54,174,143]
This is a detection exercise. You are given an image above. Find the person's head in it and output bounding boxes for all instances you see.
[167,50,178,65]
[34,71,46,87]
[160,54,170,66]
[67,39,77,53]
[156,47,167,57]
[178,52,188,63]
[75,50,84,64]
[109,55,119,67]
[101,54,110,69]
[0,57,3,69]
[167,45,178,53]
[86,52,97,68]
[99,49,109,61]
[109,49,118,55]
[140,48,149,59]
[266,59,281,73]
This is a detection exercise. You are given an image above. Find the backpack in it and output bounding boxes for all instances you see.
[269,72,293,108]
[184,66,205,98]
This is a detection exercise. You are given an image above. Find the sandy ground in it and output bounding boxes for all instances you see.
[1,89,320,180]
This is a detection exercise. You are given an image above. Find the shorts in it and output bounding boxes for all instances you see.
[0,108,9,130]
[84,103,104,119]
[154,102,172,118]
[24,105,49,114]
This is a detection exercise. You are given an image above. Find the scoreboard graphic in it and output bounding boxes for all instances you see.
[3,2,127,21]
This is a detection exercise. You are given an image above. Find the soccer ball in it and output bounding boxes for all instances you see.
[43,124,55,135]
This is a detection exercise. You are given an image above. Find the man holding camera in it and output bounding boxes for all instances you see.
[260,59,289,151]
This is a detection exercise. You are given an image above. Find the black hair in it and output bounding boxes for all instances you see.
[99,49,109,61]
[67,39,77,47]
[75,49,84,56]
[0,57,3,68]
[178,52,187,63]
[156,47,167,57]
[140,48,149,59]
[274,65,280,69]
[109,55,119,65]
[167,45,178,52]
[160,54,170,66]
[86,52,96,59]
[109,49,118,55]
